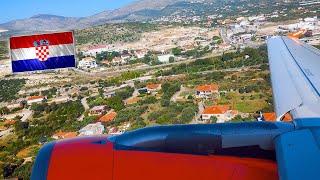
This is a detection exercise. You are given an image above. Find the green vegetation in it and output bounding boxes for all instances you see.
[141,52,161,66]
[148,102,197,125]
[98,72,142,87]
[88,87,134,111]
[96,51,120,63]
[112,105,148,126]
[0,41,8,60]
[172,47,182,56]
[1,100,85,179]
[0,79,26,102]
[161,81,181,107]
[157,46,268,76]
[41,88,57,99]
[75,23,159,45]
[212,36,222,45]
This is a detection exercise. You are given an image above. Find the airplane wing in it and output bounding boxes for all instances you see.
[267,36,320,120]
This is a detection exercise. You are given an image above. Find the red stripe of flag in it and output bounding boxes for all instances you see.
[10,32,74,49]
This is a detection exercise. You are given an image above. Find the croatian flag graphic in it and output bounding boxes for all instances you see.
[10,32,76,73]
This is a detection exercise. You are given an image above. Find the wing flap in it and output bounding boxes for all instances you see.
[267,36,320,119]
[267,37,302,119]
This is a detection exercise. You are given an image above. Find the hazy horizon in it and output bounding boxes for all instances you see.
[0,0,137,24]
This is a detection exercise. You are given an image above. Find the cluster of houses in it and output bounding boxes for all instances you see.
[195,83,239,123]
[79,47,150,69]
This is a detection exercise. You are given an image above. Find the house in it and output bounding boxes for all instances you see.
[135,50,147,59]
[52,131,77,140]
[158,54,174,63]
[89,105,107,116]
[201,105,238,122]
[108,127,119,135]
[146,84,162,93]
[50,96,70,104]
[4,119,16,126]
[112,57,126,65]
[195,84,219,98]
[98,111,117,123]
[78,57,98,69]
[79,122,105,136]
[27,96,46,105]
[104,91,116,98]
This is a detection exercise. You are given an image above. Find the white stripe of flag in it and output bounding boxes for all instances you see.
[11,44,75,61]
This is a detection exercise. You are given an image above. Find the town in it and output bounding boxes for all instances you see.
[0,0,319,179]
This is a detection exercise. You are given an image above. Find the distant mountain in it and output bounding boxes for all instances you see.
[0,14,82,32]
[0,0,214,32]
[0,0,284,32]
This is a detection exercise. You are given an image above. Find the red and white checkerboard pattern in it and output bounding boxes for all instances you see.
[35,46,50,61]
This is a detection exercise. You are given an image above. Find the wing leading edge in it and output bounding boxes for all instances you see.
[267,36,320,120]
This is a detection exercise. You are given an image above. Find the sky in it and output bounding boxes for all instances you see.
[0,0,136,23]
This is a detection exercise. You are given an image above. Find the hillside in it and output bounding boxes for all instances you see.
[0,41,8,60]
[75,22,160,45]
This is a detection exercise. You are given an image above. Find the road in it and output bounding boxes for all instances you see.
[81,97,90,111]
[2,108,33,122]
[220,27,231,44]
[21,109,33,122]
[191,101,205,124]
[171,85,187,103]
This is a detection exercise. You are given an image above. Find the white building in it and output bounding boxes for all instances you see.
[158,54,174,63]
[201,105,238,123]
[135,50,148,59]
[78,57,98,69]
[195,84,219,99]
[79,122,105,136]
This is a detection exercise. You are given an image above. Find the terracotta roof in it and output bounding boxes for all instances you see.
[263,112,277,122]
[27,96,45,101]
[53,132,77,139]
[4,119,16,126]
[146,84,161,90]
[196,84,219,92]
[202,105,230,115]
[99,112,117,122]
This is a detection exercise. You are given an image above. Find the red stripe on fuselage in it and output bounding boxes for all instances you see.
[10,32,73,49]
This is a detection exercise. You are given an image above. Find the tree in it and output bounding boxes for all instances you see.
[130,118,146,130]
[106,96,125,111]
[169,56,175,63]
[0,107,10,115]
[210,116,218,124]
[161,99,170,107]
[180,107,195,124]
[172,47,182,56]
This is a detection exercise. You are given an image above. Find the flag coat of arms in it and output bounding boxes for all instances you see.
[10,32,76,73]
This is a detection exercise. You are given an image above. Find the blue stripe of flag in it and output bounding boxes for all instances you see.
[12,55,76,73]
